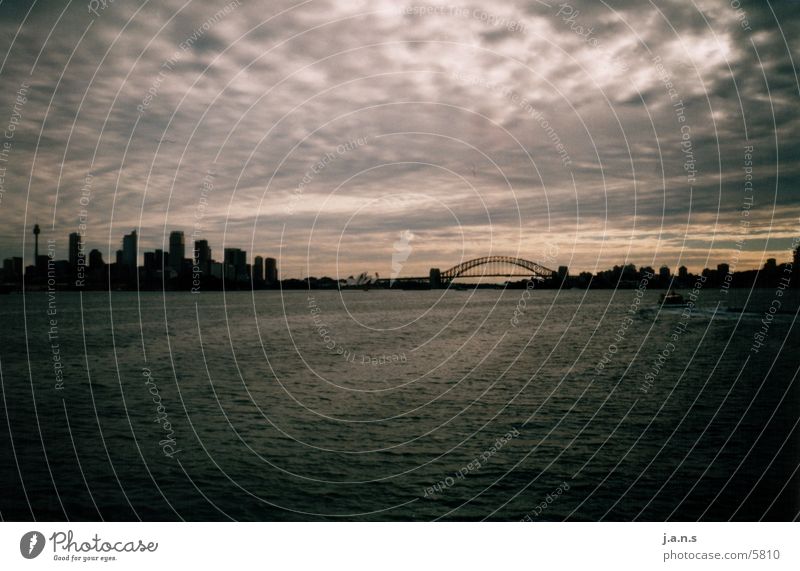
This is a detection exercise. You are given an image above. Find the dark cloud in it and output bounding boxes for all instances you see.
[0,0,797,276]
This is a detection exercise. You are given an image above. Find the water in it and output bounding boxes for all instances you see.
[0,287,798,521]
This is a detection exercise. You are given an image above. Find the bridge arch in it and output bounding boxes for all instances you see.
[440,256,555,280]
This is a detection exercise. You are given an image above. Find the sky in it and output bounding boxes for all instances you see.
[0,0,798,278]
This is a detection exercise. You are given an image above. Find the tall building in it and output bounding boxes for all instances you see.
[144,251,156,272]
[659,265,670,281]
[154,249,167,269]
[69,232,81,269]
[265,257,278,284]
[169,231,185,274]
[253,256,264,282]
[33,223,40,265]
[224,248,247,281]
[429,267,441,289]
[89,249,104,268]
[3,257,22,281]
[678,265,688,279]
[194,240,211,272]
[122,230,137,269]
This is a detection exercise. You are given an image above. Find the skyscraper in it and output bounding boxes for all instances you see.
[194,239,211,273]
[224,248,247,281]
[155,249,167,269]
[69,232,81,268]
[265,257,278,284]
[32,223,40,264]
[122,230,137,269]
[89,249,104,268]
[144,251,156,272]
[3,257,22,281]
[253,256,264,282]
[169,231,185,274]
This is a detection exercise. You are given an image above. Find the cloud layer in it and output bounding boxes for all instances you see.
[0,0,798,277]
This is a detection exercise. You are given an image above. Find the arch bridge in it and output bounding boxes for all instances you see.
[440,256,556,281]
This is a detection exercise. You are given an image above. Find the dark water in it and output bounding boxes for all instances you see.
[1,287,798,521]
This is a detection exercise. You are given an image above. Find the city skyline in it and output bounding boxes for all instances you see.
[3,223,797,287]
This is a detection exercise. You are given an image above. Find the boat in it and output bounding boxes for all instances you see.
[659,289,686,306]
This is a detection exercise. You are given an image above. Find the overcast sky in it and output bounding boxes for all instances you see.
[0,0,798,277]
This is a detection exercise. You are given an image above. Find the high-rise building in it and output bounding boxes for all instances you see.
[144,252,156,272]
[3,257,22,281]
[659,265,670,281]
[265,257,278,284]
[69,232,82,269]
[429,267,441,289]
[89,249,104,268]
[154,249,167,269]
[224,248,247,281]
[169,231,185,274]
[253,256,264,282]
[678,265,688,279]
[32,224,40,265]
[194,240,211,273]
[122,230,137,269]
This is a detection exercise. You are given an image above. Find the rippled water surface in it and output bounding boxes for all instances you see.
[1,288,798,520]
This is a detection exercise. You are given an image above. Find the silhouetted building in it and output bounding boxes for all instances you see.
[678,265,688,279]
[194,240,211,273]
[32,224,40,265]
[69,232,81,269]
[122,230,137,269]
[764,258,777,271]
[2,257,22,282]
[429,267,441,288]
[265,257,278,284]
[169,231,185,274]
[659,265,670,282]
[144,251,156,272]
[253,256,264,282]
[116,249,123,266]
[89,249,104,268]
[224,248,247,281]
[717,263,729,276]
[154,249,167,269]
